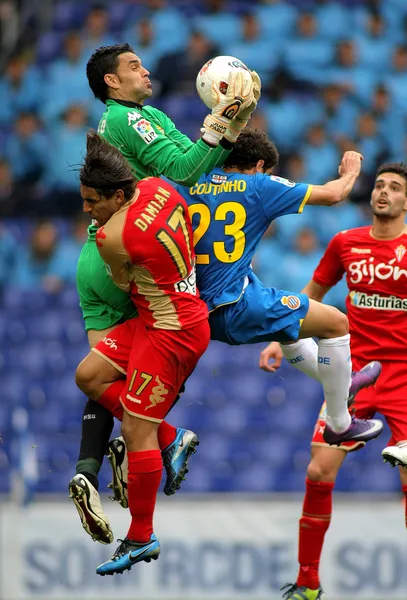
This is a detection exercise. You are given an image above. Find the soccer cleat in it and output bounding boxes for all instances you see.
[348,361,382,407]
[281,583,326,599]
[162,427,199,496]
[382,442,407,468]
[96,534,160,576]
[69,474,114,545]
[106,436,128,509]
[323,416,383,446]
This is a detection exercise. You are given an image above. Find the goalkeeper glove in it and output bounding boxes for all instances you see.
[201,70,254,145]
[224,71,261,144]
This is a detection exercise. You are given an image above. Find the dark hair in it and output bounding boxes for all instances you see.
[223,128,279,171]
[86,43,134,103]
[80,130,136,201]
[376,162,407,193]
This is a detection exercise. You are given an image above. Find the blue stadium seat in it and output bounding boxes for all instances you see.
[52,2,87,31]
[36,31,64,63]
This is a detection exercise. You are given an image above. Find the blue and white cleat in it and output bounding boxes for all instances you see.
[323,416,383,446]
[96,534,160,576]
[348,361,382,407]
[162,428,199,496]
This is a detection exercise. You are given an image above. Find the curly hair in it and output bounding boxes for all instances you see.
[376,162,407,194]
[80,130,136,201]
[223,128,279,172]
[86,43,135,103]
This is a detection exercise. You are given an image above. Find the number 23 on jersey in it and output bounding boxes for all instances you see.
[188,202,246,264]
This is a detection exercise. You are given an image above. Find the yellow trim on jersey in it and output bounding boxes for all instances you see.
[298,184,313,214]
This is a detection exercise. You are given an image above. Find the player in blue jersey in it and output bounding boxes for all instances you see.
[77,130,382,552]
[175,129,382,447]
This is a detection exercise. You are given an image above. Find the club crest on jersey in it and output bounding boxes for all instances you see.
[211,173,227,184]
[269,175,295,187]
[395,244,406,262]
[133,119,157,144]
[281,295,301,310]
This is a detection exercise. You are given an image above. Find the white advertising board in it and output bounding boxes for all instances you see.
[1,497,406,599]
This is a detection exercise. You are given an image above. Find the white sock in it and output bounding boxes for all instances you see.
[317,334,352,433]
[281,338,320,382]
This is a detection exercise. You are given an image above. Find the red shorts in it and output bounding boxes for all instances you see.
[312,359,407,451]
[92,317,210,422]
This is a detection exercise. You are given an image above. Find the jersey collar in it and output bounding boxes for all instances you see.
[108,98,143,109]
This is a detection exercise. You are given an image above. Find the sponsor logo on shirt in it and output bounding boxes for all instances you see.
[269,175,295,187]
[351,247,371,254]
[349,291,407,311]
[281,295,301,310]
[133,118,157,144]
[395,244,407,262]
[174,268,197,295]
[349,257,407,284]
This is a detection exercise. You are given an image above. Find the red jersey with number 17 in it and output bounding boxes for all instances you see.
[96,177,208,330]
[313,225,407,363]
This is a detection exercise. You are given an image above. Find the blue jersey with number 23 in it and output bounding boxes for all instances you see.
[174,168,312,312]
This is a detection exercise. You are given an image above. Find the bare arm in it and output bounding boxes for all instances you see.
[307,151,363,207]
[301,279,332,302]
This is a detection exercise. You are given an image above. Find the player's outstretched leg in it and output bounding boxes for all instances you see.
[69,474,114,544]
[299,299,383,446]
[281,583,326,599]
[382,441,407,468]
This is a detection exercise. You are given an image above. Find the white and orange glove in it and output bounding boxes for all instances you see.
[201,70,254,145]
[224,70,261,143]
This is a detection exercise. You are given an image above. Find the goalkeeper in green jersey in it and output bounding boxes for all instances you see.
[70,43,259,545]
[86,43,255,184]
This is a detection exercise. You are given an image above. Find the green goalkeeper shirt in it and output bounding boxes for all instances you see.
[77,223,137,331]
[78,98,231,331]
[98,99,232,187]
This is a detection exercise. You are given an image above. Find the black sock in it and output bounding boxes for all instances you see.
[75,399,114,489]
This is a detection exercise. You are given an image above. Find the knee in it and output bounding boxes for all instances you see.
[327,308,349,338]
[75,358,98,397]
[307,458,339,482]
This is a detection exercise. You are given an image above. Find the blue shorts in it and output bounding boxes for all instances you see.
[209,271,309,345]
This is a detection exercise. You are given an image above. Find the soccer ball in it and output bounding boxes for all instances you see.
[196,55,251,109]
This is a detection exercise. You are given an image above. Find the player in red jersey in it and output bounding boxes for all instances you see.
[260,162,407,600]
[76,131,210,575]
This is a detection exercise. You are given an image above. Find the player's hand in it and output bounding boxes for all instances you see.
[259,342,283,373]
[225,71,262,143]
[339,151,363,177]
[201,70,254,145]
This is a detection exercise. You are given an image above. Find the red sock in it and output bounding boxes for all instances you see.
[402,485,407,529]
[157,421,177,451]
[297,477,334,590]
[127,449,163,542]
[98,381,124,421]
